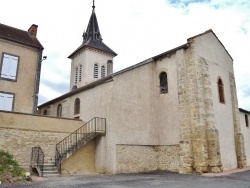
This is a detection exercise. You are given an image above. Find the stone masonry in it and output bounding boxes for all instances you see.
[0,128,68,170]
[229,73,247,168]
[177,40,222,174]
[116,145,180,173]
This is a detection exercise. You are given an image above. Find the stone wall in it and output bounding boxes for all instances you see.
[116,144,180,173]
[0,128,68,170]
[0,111,84,170]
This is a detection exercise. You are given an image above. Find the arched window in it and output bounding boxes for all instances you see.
[218,78,225,103]
[159,72,168,94]
[57,104,62,117]
[94,64,98,78]
[43,109,47,115]
[101,66,105,78]
[74,98,80,115]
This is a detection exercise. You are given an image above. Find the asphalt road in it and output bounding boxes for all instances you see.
[2,170,250,188]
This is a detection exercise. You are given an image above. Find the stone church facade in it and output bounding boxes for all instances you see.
[37,3,249,174]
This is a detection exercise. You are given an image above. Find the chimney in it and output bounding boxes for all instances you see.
[28,24,38,37]
[107,60,113,75]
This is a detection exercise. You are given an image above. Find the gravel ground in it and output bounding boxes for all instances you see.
[2,170,250,188]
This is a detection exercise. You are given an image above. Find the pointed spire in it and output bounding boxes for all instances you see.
[68,0,117,58]
[82,0,101,43]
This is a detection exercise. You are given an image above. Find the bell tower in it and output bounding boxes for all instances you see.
[68,0,117,90]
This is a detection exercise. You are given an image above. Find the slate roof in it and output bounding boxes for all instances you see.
[68,5,117,58]
[0,23,43,49]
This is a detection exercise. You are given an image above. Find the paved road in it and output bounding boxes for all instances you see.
[3,170,250,188]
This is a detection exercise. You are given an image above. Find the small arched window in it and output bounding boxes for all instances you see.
[43,109,48,115]
[159,72,168,94]
[94,64,98,78]
[218,78,225,103]
[101,66,105,78]
[74,98,80,115]
[57,104,62,117]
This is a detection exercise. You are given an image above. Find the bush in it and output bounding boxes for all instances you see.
[0,150,27,184]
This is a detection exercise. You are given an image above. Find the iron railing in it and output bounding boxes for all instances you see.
[31,147,45,177]
[55,117,106,173]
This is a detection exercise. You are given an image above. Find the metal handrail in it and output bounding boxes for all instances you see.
[31,147,45,177]
[55,117,106,173]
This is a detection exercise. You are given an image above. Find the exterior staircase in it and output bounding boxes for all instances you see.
[42,161,60,177]
[31,117,106,177]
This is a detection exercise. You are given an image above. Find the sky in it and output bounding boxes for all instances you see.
[1,0,250,110]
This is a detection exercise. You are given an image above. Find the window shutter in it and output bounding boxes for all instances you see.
[0,93,14,111]
[1,54,18,80]
[9,56,18,79]
[1,55,11,79]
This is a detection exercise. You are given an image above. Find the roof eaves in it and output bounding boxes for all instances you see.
[239,108,250,114]
[38,75,113,108]
[0,35,44,50]
[113,43,189,77]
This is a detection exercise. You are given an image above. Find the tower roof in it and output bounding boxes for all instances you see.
[68,2,117,58]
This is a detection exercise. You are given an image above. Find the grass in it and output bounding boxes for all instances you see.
[0,150,28,184]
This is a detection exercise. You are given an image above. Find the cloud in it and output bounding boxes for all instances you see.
[1,0,250,110]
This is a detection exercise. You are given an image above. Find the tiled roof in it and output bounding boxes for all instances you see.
[68,6,117,58]
[0,23,43,49]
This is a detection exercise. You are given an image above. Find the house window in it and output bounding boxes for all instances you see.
[245,114,249,127]
[74,98,80,115]
[0,53,19,81]
[159,72,168,94]
[0,92,14,111]
[101,66,105,78]
[94,64,98,78]
[218,78,225,103]
[57,104,62,117]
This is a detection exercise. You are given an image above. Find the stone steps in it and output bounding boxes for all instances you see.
[42,162,60,177]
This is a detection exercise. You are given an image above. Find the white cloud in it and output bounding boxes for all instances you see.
[1,0,250,110]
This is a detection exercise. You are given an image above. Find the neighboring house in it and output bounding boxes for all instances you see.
[239,108,250,165]
[37,3,250,175]
[0,23,44,114]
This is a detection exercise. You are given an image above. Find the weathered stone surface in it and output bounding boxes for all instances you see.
[116,145,180,173]
[0,128,68,170]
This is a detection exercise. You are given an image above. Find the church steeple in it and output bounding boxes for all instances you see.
[68,1,117,58]
[82,0,102,44]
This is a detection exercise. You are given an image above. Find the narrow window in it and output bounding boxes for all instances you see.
[94,64,98,78]
[1,53,19,80]
[43,109,48,115]
[245,114,249,127]
[74,98,80,115]
[159,72,168,94]
[75,67,78,84]
[101,66,105,78]
[57,104,62,117]
[0,92,14,111]
[79,65,82,82]
[218,78,225,103]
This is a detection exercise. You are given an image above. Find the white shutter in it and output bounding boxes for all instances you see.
[9,56,18,79]
[1,54,18,80]
[0,93,14,111]
[0,93,5,110]
[1,55,11,79]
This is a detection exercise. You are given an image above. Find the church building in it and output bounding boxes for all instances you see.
[38,2,250,174]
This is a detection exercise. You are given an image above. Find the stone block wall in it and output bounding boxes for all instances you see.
[0,128,68,170]
[116,144,180,173]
